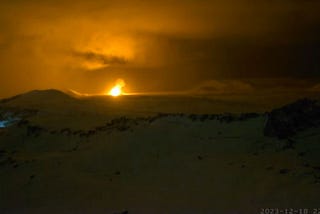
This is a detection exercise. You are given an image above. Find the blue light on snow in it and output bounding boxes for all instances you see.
[0,120,8,128]
[0,117,20,128]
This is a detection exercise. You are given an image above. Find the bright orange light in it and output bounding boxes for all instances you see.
[110,86,122,96]
[108,79,125,97]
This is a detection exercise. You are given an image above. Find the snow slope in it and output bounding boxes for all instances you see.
[0,90,319,214]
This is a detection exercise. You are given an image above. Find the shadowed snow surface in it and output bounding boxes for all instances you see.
[0,90,319,214]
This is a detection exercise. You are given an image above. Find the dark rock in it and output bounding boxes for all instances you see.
[7,157,15,164]
[238,113,260,121]
[71,145,78,151]
[281,138,296,150]
[279,168,290,174]
[87,130,96,136]
[17,120,29,127]
[264,99,320,139]
[303,162,310,167]
[27,125,45,137]
[313,174,320,184]
[117,126,129,131]
[298,152,306,157]
[60,128,72,135]
[266,166,274,170]
[199,114,208,122]
[189,114,198,121]
[0,157,18,167]
[215,113,259,123]
[312,166,320,171]
[50,130,57,134]
[218,114,235,123]
[79,130,88,138]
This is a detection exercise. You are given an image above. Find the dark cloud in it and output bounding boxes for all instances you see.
[72,51,128,67]
[138,32,320,79]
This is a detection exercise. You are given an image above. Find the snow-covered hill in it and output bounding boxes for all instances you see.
[0,90,320,214]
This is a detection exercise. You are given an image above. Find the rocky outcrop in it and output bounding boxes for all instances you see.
[264,99,320,139]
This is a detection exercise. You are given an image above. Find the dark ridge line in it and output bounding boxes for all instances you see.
[0,94,22,104]
[15,112,261,138]
[0,89,74,104]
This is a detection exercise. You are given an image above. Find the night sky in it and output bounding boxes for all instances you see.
[0,0,320,97]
